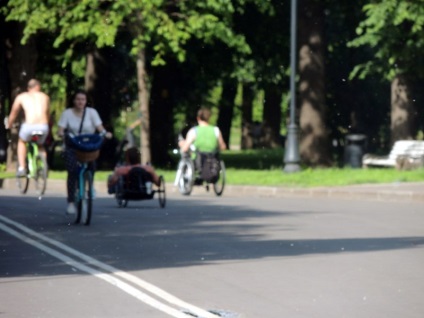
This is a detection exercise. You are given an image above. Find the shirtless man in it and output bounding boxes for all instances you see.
[6,79,50,176]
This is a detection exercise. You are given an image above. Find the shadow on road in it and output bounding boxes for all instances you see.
[1,194,423,279]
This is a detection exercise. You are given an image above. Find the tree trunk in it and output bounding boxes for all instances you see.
[5,22,38,171]
[85,48,112,126]
[136,49,151,164]
[298,0,331,166]
[217,79,237,148]
[85,48,116,170]
[262,84,282,148]
[241,83,254,149]
[150,63,177,166]
[390,74,417,144]
[0,18,10,163]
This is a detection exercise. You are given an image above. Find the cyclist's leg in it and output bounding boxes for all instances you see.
[35,125,49,162]
[64,149,78,213]
[88,161,97,197]
[16,122,29,173]
[16,138,27,171]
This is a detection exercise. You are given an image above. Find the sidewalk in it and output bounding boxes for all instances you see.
[224,182,424,202]
[1,178,423,202]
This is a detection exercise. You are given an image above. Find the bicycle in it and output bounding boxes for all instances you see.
[16,131,48,196]
[174,147,226,196]
[66,133,104,226]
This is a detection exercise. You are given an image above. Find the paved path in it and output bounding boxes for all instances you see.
[1,178,423,202]
[1,185,423,318]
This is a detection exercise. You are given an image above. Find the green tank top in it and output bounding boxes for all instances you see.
[194,125,218,152]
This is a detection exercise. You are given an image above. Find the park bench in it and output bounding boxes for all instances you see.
[362,140,424,169]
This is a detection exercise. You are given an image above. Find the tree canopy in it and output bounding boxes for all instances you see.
[4,0,259,65]
[349,0,424,80]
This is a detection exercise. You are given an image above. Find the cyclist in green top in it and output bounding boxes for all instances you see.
[179,107,227,154]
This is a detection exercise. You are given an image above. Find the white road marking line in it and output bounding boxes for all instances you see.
[0,215,220,318]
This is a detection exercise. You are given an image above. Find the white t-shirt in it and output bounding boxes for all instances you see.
[58,107,102,134]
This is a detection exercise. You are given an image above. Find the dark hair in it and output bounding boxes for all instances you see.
[197,107,211,122]
[68,89,88,108]
[125,147,141,165]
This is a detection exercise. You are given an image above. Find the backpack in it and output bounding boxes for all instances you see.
[126,167,152,192]
[200,153,220,183]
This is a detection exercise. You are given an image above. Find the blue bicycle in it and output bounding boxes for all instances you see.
[67,133,103,225]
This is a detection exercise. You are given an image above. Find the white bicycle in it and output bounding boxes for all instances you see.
[174,148,226,196]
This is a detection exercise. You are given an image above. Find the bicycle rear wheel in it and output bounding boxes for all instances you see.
[16,163,29,194]
[213,160,226,196]
[34,155,48,196]
[81,171,93,225]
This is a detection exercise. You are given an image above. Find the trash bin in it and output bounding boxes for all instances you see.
[344,134,367,168]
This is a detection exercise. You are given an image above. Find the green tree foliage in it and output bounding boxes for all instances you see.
[4,0,254,64]
[3,0,261,163]
[349,0,424,145]
[324,1,390,158]
[349,0,424,80]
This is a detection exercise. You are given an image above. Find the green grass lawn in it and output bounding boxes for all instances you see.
[2,148,424,188]
[4,166,423,189]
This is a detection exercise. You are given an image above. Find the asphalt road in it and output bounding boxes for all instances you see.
[1,186,423,318]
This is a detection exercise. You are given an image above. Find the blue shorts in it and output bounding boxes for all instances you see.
[19,123,49,145]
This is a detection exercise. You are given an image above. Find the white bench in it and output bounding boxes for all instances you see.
[362,140,424,168]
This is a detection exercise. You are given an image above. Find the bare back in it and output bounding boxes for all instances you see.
[18,91,50,125]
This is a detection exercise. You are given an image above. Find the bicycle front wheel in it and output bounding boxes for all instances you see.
[74,184,82,224]
[34,155,48,196]
[213,160,226,196]
[177,158,194,195]
[81,171,93,226]
[157,175,166,208]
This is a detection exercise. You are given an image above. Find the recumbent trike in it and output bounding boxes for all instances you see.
[114,166,166,208]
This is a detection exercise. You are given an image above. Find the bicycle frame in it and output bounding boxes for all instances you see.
[26,139,40,177]
[76,163,91,201]
[66,132,104,225]
[16,132,48,196]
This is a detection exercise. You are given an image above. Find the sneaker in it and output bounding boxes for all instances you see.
[66,203,76,215]
[145,182,152,195]
[16,168,26,178]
